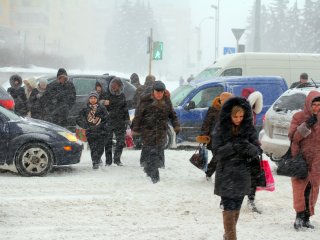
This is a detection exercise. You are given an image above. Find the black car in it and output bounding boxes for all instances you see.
[37,74,136,130]
[0,106,83,176]
[0,86,15,110]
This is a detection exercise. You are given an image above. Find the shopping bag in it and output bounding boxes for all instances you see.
[256,160,275,192]
[125,126,134,148]
[75,125,87,142]
[276,145,308,179]
[189,144,208,172]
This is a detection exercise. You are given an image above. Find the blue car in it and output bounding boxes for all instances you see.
[168,76,288,146]
[0,106,83,176]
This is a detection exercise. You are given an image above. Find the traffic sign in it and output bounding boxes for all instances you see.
[153,41,163,60]
[223,47,236,55]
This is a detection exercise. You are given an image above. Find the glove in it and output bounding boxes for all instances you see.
[306,114,317,128]
[196,135,211,144]
[245,143,260,158]
[174,126,181,134]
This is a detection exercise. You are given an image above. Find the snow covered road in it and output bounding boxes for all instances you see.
[0,146,319,240]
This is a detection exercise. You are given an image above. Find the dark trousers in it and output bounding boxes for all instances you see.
[140,145,165,168]
[105,126,126,164]
[221,196,245,211]
[87,134,106,166]
[142,145,164,181]
[206,152,217,177]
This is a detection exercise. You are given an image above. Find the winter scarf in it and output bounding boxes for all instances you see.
[87,104,101,126]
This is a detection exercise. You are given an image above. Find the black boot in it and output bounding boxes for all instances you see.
[303,210,315,229]
[294,212,304,230]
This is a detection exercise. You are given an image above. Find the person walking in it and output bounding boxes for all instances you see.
[290,73,312,89]
[28,78,47,120]
[132,81,180,183]
[197,92,234,179]
[102,77,129,166]
[7,74,28,116]
[211,97,262,240]
[41,68,76,127]
[241,87,264,213]
[288,90,320,230]
[130,73,141,88]
[132,74,156,109]
[76,91,109,169]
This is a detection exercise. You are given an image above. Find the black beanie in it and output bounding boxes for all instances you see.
[153,81,166,91]
[57,68,68,77]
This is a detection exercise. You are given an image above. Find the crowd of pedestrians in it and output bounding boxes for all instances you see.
[6,70,320,238]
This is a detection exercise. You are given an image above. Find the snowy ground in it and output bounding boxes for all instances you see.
[0,145,319,240]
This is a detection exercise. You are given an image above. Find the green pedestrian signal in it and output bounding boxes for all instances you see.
[153,41,163,60]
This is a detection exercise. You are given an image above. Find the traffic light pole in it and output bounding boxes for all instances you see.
[148,28,153,75]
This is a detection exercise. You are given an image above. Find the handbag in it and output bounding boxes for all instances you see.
[189,144,208,172]
[256,160,275,192]
[276,145,308,179]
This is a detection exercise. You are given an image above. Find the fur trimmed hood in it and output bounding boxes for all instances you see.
[218,97,254,142]
[247,91,263,114]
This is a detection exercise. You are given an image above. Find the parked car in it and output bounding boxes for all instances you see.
[259,84,320,160]
[0,106,83,176]
[0,86,14,110]
[171,76,288,143]
[37,74,136,130]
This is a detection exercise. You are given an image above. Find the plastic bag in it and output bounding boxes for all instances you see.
[75,125,87,142]
[256,160,275,192]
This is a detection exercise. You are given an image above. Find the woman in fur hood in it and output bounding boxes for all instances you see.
[211,96,262,240]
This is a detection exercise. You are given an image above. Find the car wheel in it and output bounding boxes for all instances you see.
[15,143,54,177]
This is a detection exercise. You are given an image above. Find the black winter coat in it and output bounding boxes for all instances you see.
[76,104,109,137]
[211,97,261,198]
[7,75,28,116]
[41,80,76,125]
[29,88,46,119]
[132,93,180,146]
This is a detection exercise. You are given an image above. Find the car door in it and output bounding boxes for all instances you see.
[178,85,224,141]
[0,115,8,163]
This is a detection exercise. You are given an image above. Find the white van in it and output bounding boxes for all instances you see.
[196,52,320,86]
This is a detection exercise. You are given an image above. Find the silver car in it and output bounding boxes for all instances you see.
[259,85,320,159]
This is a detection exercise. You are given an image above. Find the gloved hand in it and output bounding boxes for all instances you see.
[245,143,261,158]
[174,126,181,134]
[306,114,317,128]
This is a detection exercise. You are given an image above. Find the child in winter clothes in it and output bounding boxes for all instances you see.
[7,74,29,116]
[76,91,109,169]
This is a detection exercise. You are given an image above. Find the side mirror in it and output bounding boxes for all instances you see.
[184,101,196,110]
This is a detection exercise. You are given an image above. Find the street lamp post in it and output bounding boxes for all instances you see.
[196,16,214,71]
[211,0,220,61]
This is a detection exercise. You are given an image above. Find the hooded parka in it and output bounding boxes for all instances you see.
[211,97,261,198]
[288,90,320,216]
[7,74,28,116]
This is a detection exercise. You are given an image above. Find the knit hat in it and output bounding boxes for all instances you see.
[57,68,68,78]
[153,81,166,91]
[89,91,99,99]
[241,87,255,99]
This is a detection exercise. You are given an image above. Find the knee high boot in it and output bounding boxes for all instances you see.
[223,210,237,240]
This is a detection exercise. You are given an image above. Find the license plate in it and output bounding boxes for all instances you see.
[273,126,288,137]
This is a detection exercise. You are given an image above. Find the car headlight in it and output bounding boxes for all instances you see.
[58,132,78,142]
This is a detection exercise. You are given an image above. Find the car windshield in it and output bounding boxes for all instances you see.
[0,106,21,120]
[171,85,194,107]
[273,93,306,113]
[195,67,220,79]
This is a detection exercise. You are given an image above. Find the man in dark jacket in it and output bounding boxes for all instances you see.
[102,77,130,166]
[130,73,141,88]
[290,72,312,89]
[7,74,28,116]
[132,81,180,183]
[132,74,155,109]
[41,68,76,127]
